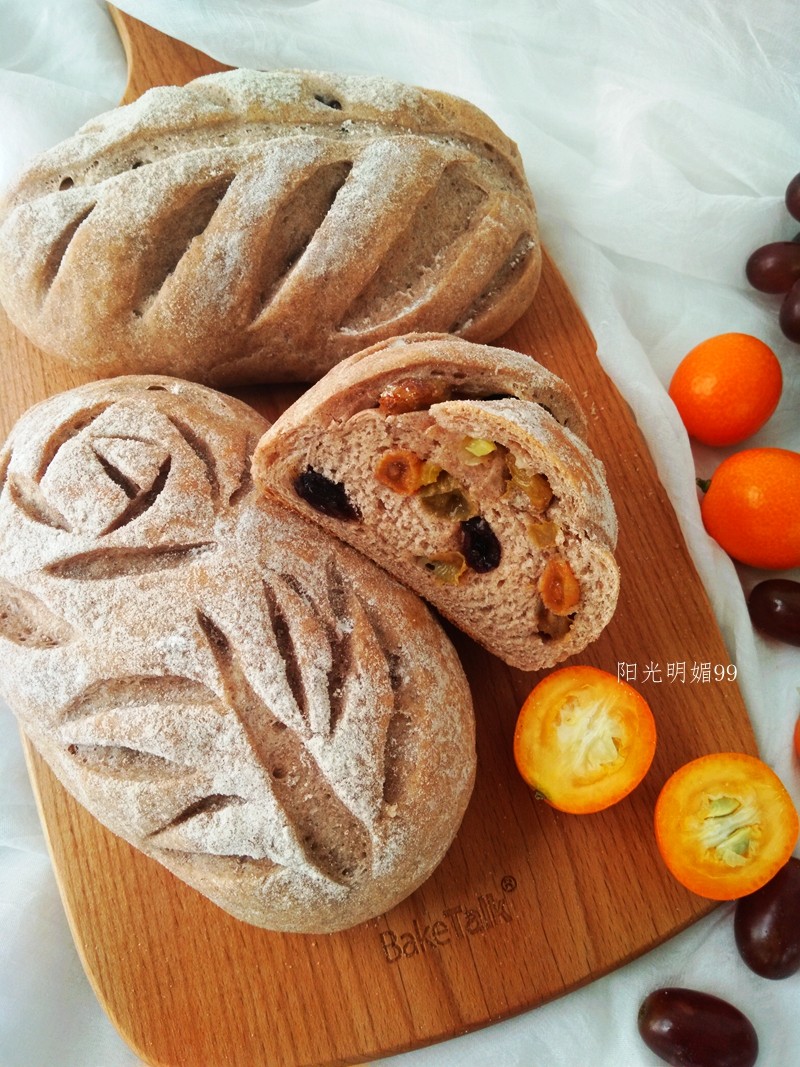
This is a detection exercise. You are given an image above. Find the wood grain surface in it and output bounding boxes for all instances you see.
[4,9,759,1067]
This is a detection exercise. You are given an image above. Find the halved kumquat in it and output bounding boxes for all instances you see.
[654,752,799,901]
[513,665,657,814]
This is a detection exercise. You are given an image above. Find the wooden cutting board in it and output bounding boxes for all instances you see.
[2,9,759,1067]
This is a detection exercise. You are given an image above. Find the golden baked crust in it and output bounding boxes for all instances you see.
[0,68,540,384]
[253,334,620,671]
[0,375,476,933]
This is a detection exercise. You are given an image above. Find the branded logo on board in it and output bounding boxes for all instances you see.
[379,876,517,963]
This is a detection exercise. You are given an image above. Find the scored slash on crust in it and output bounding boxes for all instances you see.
[0,575,76,648]
[45,561,415,888]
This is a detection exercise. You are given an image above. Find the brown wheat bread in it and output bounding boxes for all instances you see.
[0,375,476,933]
[0,68,540,385]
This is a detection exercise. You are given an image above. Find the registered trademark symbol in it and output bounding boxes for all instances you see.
[501,875,517,893]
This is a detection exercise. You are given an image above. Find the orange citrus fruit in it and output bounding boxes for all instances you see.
[654,752,799,900]
[669,333,782,446]
[513,666,656,814]
[700,448,800,569]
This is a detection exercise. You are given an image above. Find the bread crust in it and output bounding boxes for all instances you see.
[253,334,620,670]
[0,375,476,933]
[0,69,540,384]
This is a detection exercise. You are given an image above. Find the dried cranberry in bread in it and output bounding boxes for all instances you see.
[253,334,620,671]
[0,68,539,385]
[0,376,475,933]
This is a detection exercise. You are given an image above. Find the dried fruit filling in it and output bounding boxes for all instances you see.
[539,558,581,616]
[416,551,467,585]
[376,377,516,416]
[377,376,450,415]
[293,466,362,521]
[418,471,477,521]
[504,453,553,510]
[369,439,574,592]
[460,516,502,572]
[374,449,428,495]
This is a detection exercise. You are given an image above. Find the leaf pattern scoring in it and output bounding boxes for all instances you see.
[0,576,75,648]
[0,376,475,932]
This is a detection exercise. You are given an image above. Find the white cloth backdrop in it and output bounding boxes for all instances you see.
[1,1,798,1064]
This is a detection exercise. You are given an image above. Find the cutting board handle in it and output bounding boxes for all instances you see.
[108,5,230,104]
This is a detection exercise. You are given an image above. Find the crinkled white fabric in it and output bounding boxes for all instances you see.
[0,1,798,1064]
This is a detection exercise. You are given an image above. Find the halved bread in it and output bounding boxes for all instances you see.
[252,334,620,671]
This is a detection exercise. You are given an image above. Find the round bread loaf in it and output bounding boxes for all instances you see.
[0,375,475,933]
[253,333,620,671]
[0,68,540,385]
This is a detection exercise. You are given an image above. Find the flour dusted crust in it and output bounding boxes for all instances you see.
[253,334,620,671]
[0,68,540,385]
[0,376,475,933]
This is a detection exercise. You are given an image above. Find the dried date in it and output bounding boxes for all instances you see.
[293,467,361,521]
[460,516,501,572]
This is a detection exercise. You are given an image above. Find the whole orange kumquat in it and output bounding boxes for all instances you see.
[669,333,782,446]
[700,448,800,569]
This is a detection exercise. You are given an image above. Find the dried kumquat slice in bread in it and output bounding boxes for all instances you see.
[514,666,656,814]
[375,449,426,494]
[538,558,581,615]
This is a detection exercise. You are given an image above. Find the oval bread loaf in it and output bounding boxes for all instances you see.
[0,375,476,933]
[252,333,620,671]
[0,68,540,385]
